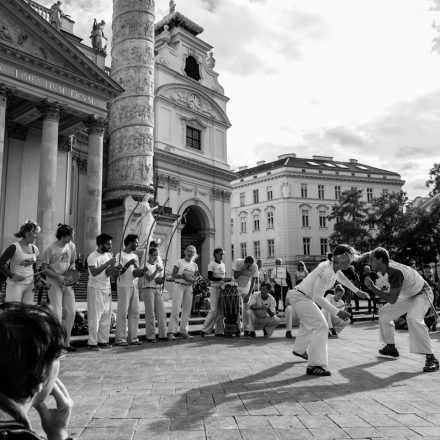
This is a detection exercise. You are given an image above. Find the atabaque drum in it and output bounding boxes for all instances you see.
[220,282,240,337]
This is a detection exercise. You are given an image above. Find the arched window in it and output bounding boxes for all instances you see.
[184,56,201,80]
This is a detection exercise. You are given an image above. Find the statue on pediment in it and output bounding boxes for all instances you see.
[90,19,107,52]
[169,0,176,14]
[50,1,69,30]
[206,51,215,69]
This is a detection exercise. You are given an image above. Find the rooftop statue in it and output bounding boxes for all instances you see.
[206,51,215,69]
[49,1,69,30]
[169,0,176,14]
[90,19,107,52]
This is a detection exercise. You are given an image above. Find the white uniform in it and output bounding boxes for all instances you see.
[87,251,112,346]
[379,261,434,355]
[288,260,360,368]
[247,292,280,336]
[114,251,140,344]
[322,294,350,335]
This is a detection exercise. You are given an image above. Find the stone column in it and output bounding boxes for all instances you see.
[0,86,9,249]
[84,115,106,256]
[106,0,155,200]
[36,100,60,254]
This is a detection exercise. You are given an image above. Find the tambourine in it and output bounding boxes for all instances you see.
[63,269,81,286]
[105,265,121,277]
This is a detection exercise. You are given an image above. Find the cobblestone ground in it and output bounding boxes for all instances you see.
[29,322,440,440]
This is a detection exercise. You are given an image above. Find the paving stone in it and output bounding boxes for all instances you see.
[308,427,350,439]
[358,414,403,427]
[328,414,371,428]
[341,426,386,438]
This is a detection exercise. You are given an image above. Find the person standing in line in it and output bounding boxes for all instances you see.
[141,246,168,342]
[114,234,145,346]
[288,244,369,376]
[270,258,292,311]
[233,255,258,336]
[41,224,77,352]
[201,248,227,337]
[167,245,199,340]
[0,220,41,304]
[364,247,439,372]
[87,233,119,351]
[255,259,269,292]
[295,261,309,285]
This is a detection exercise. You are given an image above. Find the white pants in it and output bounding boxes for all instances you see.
[248,310,280,336]
[47,282,76,346]
[379,286,433,355]
[143,287,167,339]
[322,309,349,335]
[168,283,193,334]
[291,295,329,368]
[238,286,250,331]
[115,285,140,343]
[285,305,300,331]
[202,286,224,334]
[5,282,34,304]
[87,286,112,345]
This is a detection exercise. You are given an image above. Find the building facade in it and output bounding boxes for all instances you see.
[231,153,405,276]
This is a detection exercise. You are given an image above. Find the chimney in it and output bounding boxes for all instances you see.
[256,160,265,166]
[349,158,358,163]
[277,153,296,160]
[238,166,248,171]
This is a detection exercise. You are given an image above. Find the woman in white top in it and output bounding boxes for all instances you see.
[0,221,41,304]
[167,245,199,339]
[295,261,309,285]
[141,247,168,342]
[288,244,369,376]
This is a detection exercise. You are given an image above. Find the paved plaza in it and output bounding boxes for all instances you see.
[30,322,440,440]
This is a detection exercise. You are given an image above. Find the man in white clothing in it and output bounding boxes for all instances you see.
[233,256,258,336]
[247,282,280,337]
[322,284,350,336]
[364,247,439,372]
[87,233,119,350]
[114,234,146,346]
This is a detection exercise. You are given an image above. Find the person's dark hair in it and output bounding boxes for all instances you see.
[149,240,159,248]
[0,303,64,400]
[96,233,112,247]
[371,247,390,265]
[148,247,158,255]
[260,281,271,290]
[244,256,254,264]
[56,223,73,240]
[328,244,352,261]
[124,234,138,246]
[14,220,40,238]
[213,248,224,256]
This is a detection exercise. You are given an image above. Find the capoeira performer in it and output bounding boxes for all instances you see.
[288,244,369,376]
[322,284,350,337]
[364,247,439,372]
[41,224,77,352]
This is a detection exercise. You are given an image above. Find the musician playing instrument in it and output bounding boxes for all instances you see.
[41,224,77,352]
[0,220,41,304]
[86,233,119,350]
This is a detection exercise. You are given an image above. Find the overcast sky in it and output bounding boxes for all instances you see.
[41,0,440,199]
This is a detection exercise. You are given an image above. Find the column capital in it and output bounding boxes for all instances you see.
[0,84,14,106]
[58,135,75,152]
[7,121,28,141]
[83,115,107,135]
[37,99,61,122]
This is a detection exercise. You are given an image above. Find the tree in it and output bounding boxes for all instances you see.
[426,163,440,196]
[327,189,371,250]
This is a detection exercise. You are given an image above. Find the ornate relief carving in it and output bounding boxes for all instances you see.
[112,46,154,71]
[281,182,292,198]
[114,70,154,95]
[168,90,216,119]
[38,99,60,122]
[84,115,106,135]
[109,130,153,161]
[110,102,153,126]
[158,173,180,190]
[211,188,232,201]
[113,15,154,40]
[107,155,153,187]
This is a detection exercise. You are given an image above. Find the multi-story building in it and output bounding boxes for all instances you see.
[230,153,405,275]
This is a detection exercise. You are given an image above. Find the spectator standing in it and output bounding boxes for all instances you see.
[255,259,269,292]
[361,264,378,314]
[270,258,292,311]
[295,261,309,285]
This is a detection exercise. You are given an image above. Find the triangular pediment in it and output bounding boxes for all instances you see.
[0,0,123,97]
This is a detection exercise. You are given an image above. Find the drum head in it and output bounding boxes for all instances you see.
[64,269,80,286]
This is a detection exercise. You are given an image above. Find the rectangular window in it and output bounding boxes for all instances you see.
[253,214,260,232]
[351,186,357,191]
[318,184,325,199]
[253,189,259,204]
[186,126,201,150]
[367,188,373,202]
[267,211,274,229]
[240,217,247,233]
[240,242,247,259]
[319,210,327,228]
[335,186,341,200]
[254,241,261,259]
[301,183,308,198]
[267,239,275,257]
[230,218,234,233]
[231,244,234,261]
[240,192,245,207]
[267,186,273,200]
[320,238,328,256]
[303,237,311,255]
[302,209,309,227]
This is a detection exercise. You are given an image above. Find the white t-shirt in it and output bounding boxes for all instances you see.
[248,292,276,318]
[87,250,112,289]
[114,251,139,287]
[174,259,198,284]
[325,294,346,310]
[43,241,76,280]
[207,261,225,287]
[142,261,164,288]
[288,260,360,316]
[8,242,39,285]
[232,259,258,289]
[385,261,427,300]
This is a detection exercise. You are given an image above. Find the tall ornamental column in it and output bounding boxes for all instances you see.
[0,86,10,249]
[106,0,155,201]
[84,115,106,256]
[36,100,60,253]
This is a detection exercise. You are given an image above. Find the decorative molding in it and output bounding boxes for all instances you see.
[83,114,107,135]
[37,99,60,122]
[168,89,217,119]
[281,182,292,198]
[58,135,74,152]
[7,121,28,141]
[180,116,208,130]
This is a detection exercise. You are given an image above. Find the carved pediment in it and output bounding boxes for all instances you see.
[168,89,219,120]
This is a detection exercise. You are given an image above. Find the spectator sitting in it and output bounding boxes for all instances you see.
[284,295,300,339]
[322,284,350,336]
[0,302,73,440]
[247,282,280,337]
